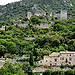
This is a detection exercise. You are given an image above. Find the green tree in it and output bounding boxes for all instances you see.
[0,45,6,56]
[29,53,34,66]
[65,69,74,75]
[2,21,8,26]
[60,65,65,68]
[17,68,25,75]
[0,62,17,75]
[22,62,32,75]
[30,16,41,24]
[51,15,55,21]
[43,69,52,75]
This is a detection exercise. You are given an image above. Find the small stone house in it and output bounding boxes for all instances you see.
[37,51,75,66]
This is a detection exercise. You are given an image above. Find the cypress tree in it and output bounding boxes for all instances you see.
[29,53,34,66]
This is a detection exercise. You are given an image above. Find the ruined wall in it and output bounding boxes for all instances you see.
[27,12,32,19]
[60,10,67,20]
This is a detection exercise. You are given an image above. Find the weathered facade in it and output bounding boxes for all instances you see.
[27,11,46,20]
[54,10,67,20]
[37,51,75,66]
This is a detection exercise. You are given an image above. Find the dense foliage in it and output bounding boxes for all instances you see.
[0,62,33,75]
[43,69,75,75]
[0,19,75,61]
[0,0,75,74]
[0,62,75,75]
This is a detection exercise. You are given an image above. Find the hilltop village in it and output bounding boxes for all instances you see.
[0,9,75,75]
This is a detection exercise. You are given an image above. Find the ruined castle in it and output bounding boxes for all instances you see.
[27,10,67,20]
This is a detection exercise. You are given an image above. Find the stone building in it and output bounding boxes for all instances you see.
[60,10,67,20]
[54,10,67,20]
[0,26,5,30]
[27,11,46,19]
[37,51,75,66]
[54,13,60,20]
[27,12,32,19]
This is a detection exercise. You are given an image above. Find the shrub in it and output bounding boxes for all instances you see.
[43,69,52,75]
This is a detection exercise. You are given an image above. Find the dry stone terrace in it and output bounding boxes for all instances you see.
[0,58,16,68]
[33,67,71,72]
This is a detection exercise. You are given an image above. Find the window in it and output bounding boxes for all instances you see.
[69,62,71,64]
[65,59,68,63]
[62,57,64,60]
[50,64,52,66]
[69,58,72,61]
[55,59,57,62]
[70,54,71,56]
[55,63,57,65]
[40,61,42,63]
[46,60,48,62]
[60,57,64,60]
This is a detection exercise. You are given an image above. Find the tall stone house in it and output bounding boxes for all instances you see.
[54,10,67,20]
[27,12,32,19]
[37,51,75,66]
[60,10,67,20]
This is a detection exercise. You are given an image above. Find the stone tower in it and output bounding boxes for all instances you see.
[60,10,67,20]
[27,12,32,19]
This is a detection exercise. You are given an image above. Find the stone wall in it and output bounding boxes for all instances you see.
[14,21,29,27]
[33,67,72,72]
[34,23,52,28]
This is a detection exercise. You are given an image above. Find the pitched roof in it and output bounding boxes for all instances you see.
[60,51,75,54]
[49,51,75,57]
[49,53,60,57]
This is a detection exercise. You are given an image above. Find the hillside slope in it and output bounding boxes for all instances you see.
[0,0,75,21]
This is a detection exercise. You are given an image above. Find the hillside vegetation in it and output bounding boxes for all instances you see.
[0,19,75,61]
[0,0,75,22]
[0,0,75,75]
